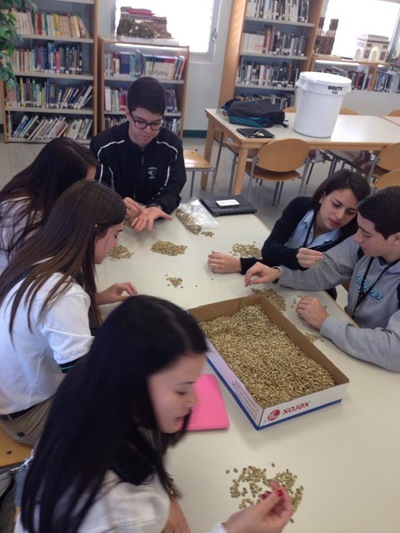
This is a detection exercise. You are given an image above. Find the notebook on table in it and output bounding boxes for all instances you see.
[188,374,229,431]
[200,194,257,216]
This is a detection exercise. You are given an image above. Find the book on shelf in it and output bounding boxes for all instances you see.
[74,85,93,109]
[12,114,29,137]
[104,86,112,111]
[19,114,40,138]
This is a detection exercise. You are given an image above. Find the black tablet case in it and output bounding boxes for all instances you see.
[200,194,257,216]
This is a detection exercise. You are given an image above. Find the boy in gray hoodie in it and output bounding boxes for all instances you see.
[244,186,400,372]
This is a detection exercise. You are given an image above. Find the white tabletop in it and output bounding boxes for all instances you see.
[382,115,400,127]
[96,213,400,533]
[206,109,400,150]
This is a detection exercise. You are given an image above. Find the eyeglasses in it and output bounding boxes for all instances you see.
[131,115,163,131]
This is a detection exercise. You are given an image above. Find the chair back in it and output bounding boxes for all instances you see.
[255,139,310,172]
[388,109,400,117]
[375,143,400,171]
[339,108,359,115]
[374,169,400,190]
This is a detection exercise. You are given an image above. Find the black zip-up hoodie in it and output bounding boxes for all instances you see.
[90,122,186,214]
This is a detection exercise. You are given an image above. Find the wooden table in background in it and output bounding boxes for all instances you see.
[204,109,400,195]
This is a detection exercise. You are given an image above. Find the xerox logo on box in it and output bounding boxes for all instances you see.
[283,402,310,415]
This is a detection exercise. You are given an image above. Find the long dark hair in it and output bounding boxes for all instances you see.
[0,138,98,259]
[0,181,125,333]
[310,169,370,238]
[21,295,207,533]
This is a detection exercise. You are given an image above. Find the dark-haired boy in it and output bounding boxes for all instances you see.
[90,77,186,232]
[244,186,400,372]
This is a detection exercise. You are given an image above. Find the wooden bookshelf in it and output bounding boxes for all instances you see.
[310,55,400,93]
[0,0,98,143]
[98,37,189,137]
[218,0,324,108]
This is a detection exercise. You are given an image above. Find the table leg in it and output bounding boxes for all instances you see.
[232,147,249,195]
[298,161,310,196]
[201,119,216,189]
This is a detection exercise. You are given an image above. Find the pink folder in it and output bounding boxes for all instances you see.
[188,374,230,431]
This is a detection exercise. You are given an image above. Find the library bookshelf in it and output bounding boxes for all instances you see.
[0,0,98,143]
[218,0,324,108]
[309,55,400,93]
[98,37,189,137]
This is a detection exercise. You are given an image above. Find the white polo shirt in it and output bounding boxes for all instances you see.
[0,273,93,414]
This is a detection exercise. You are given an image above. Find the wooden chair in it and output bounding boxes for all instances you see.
[183,150,217,197]
[348,143,400,183]
[373,168,400,190]
[245,139,310,204]
[327,108,374,176]
[0,424,33,470]
[388,109,400,117]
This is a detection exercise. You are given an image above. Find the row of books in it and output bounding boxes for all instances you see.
[12,9,91,39]
[104,52,186,81]
[11,43,84,75]
[104,86,127,112]
[246,0,310,23]
[314,65,400,93]
[163,117,181,135]
[314,66,371,91]
[104,86,179,113]
[237,59,299,87]
[6,80,93,110]
[10,113,93,141]
[103,116,181,135]
[241,29,307,56]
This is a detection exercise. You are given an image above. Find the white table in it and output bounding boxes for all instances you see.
[96,213,400,533]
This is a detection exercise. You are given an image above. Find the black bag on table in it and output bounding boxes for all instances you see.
[222,99,288,128]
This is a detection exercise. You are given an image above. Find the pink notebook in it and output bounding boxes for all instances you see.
[188,374,229,431]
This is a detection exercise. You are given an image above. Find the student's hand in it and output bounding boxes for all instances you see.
[244,263,280,287]
[208,251,241,273]
[164,497,191,533]
[131,206,173,232]
[123,196,144,216]
[223,486,292,533]
[95,282,138,305]
[296,247,325,269]
[296,296,329,330]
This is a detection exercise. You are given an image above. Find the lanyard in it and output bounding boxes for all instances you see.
[351,257,399,319]
[302,210,317,248]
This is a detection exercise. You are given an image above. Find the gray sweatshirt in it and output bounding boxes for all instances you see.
[278,236,400,372]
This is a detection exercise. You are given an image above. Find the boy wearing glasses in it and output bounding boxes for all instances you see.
[90,77,186,232]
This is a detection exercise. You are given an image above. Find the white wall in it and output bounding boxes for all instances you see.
[99,0,232,132]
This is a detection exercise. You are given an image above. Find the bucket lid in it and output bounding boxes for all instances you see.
[296,71,352,94]
[298,72,352,86]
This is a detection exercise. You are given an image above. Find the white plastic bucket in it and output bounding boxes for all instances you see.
[293,72,352,137]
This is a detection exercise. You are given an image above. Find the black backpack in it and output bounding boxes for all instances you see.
[222,99,288,128]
